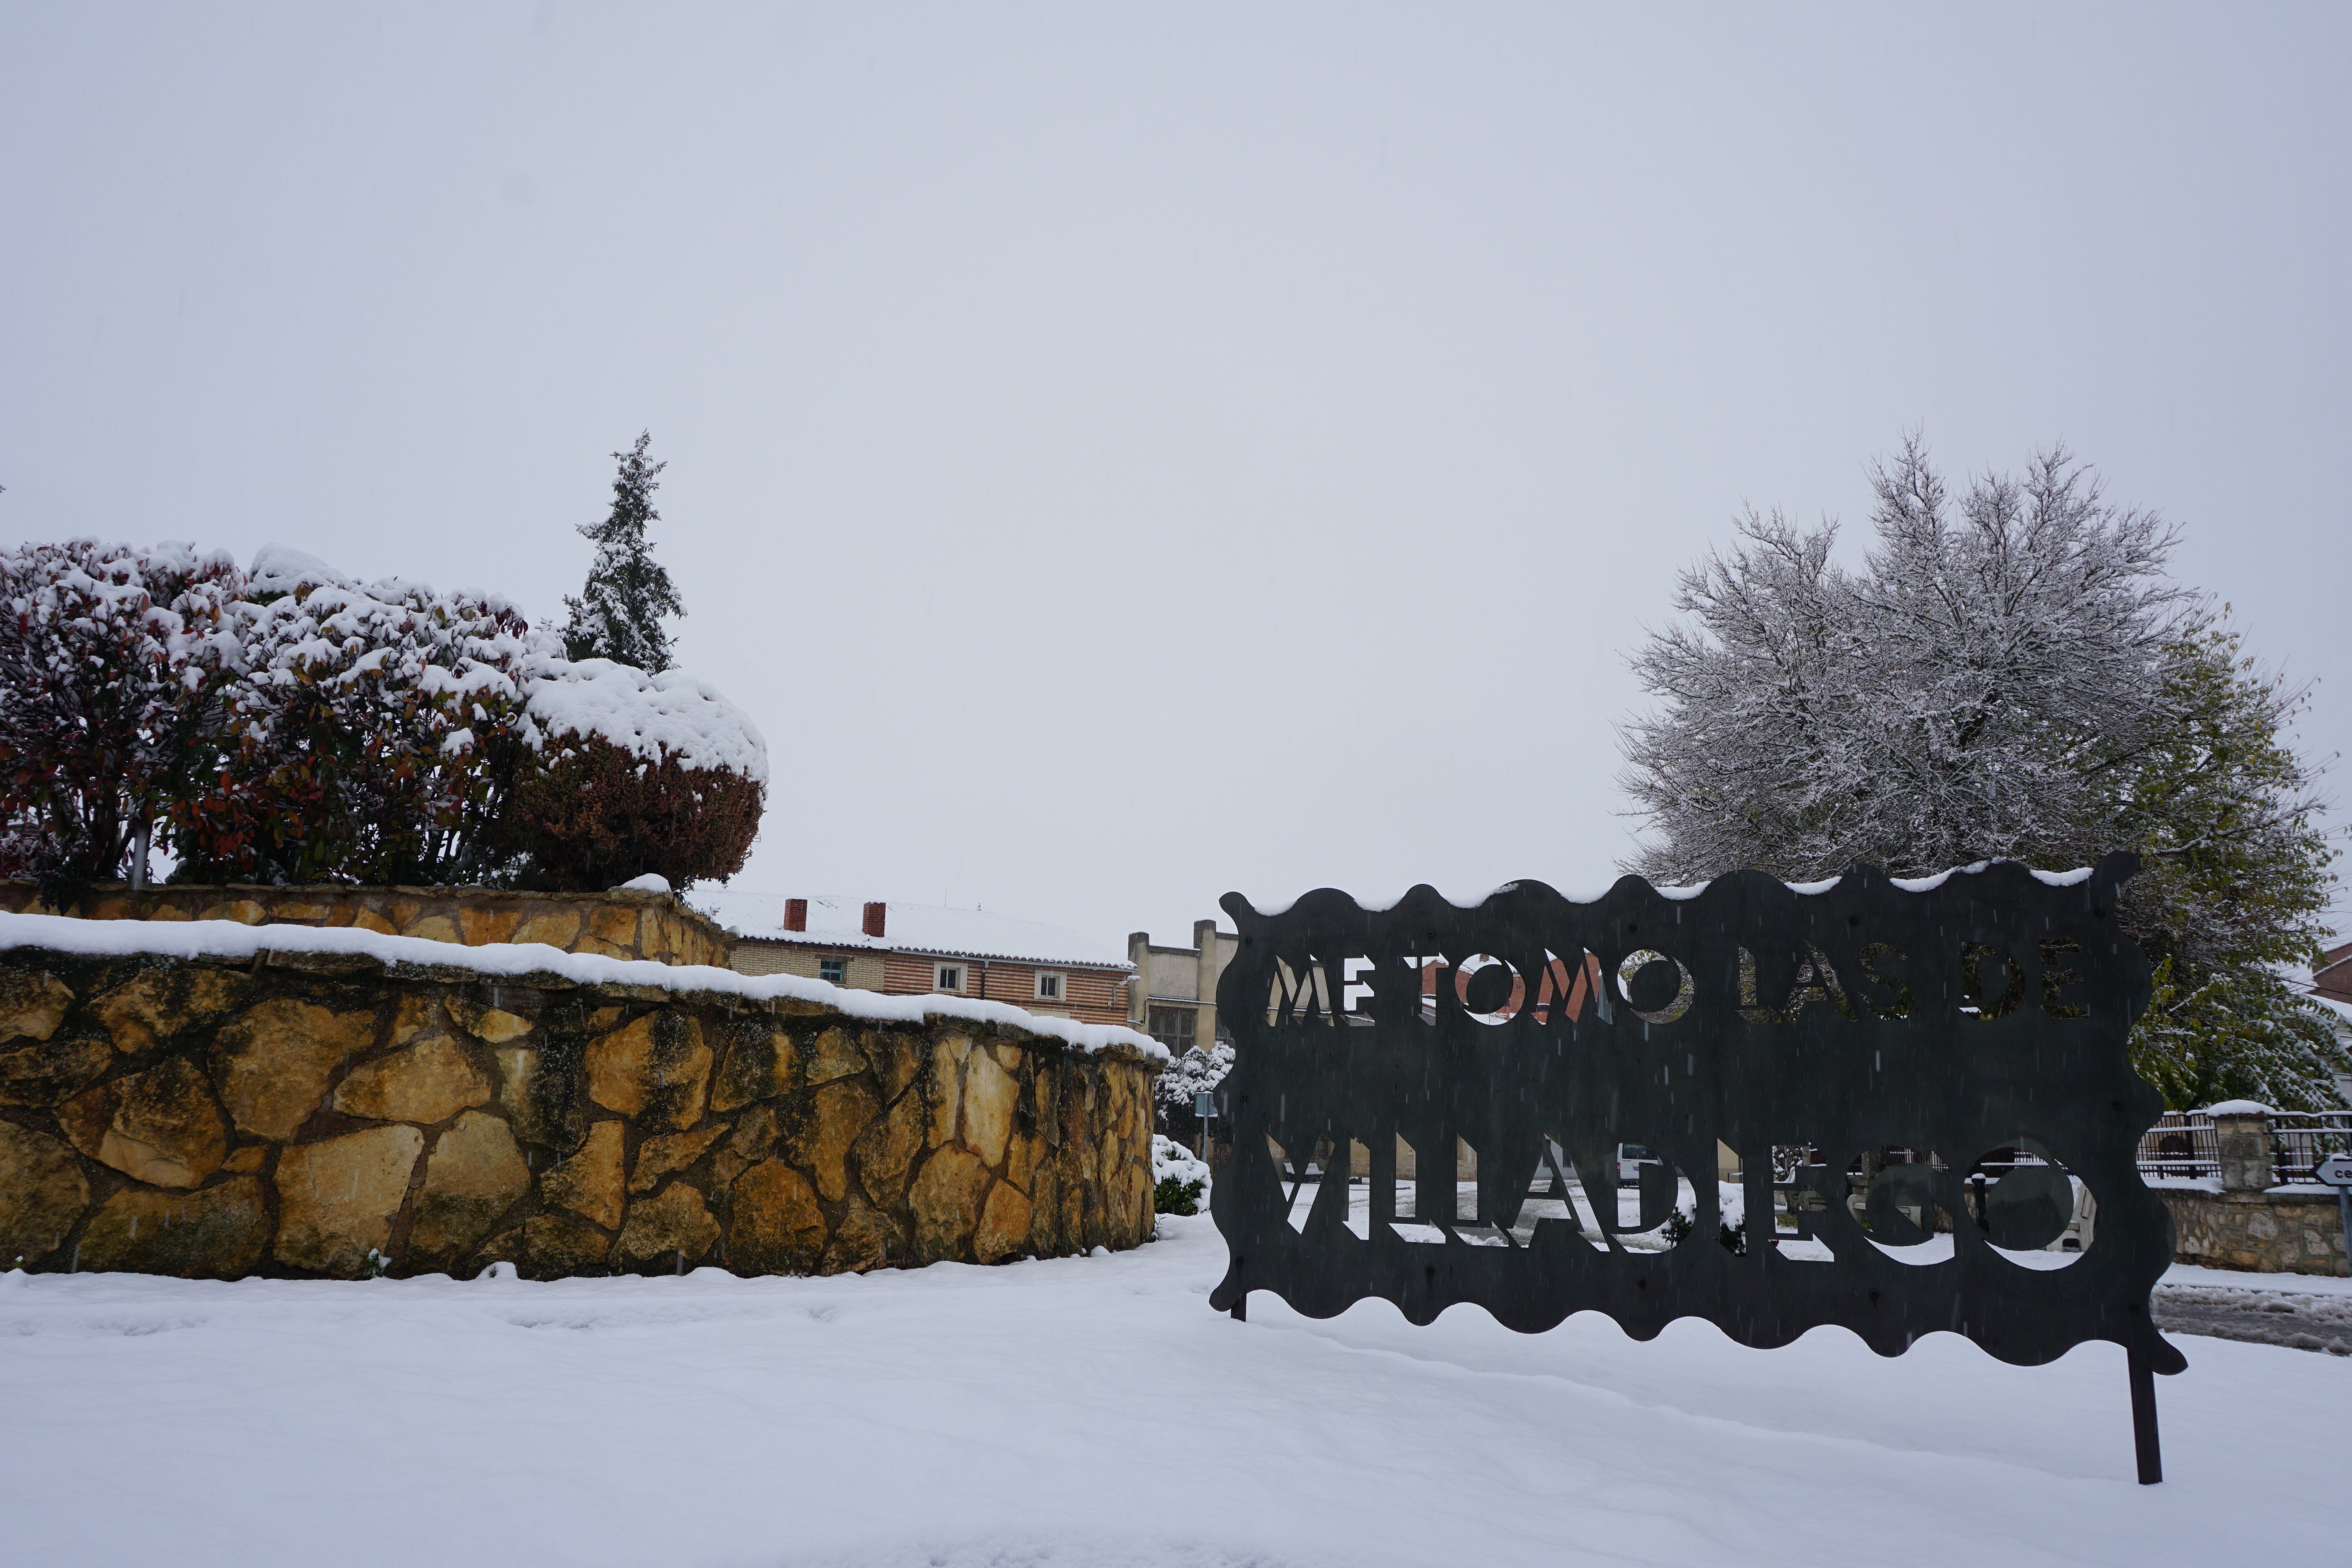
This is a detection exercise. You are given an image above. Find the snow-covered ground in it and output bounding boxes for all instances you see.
[3,1218,2345,1568]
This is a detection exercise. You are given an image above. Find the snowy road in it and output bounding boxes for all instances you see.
[2153,1278,2352,1354]
[3,1218,2347,1568]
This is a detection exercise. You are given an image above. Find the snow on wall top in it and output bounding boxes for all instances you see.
[523,658,769,786]
[0,911,1164,1062]
[693,890,1131,970]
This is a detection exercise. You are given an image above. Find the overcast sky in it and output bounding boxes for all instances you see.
[4,4,2345,952]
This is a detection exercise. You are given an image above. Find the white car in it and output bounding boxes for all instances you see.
[1617,1144,1662,1185]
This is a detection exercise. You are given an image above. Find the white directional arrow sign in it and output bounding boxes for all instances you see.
[2314,1152,2352,1189]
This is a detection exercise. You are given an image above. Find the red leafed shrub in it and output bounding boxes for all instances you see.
[0,540,245,905]
[168,563,547,887]
[505,733,762,891]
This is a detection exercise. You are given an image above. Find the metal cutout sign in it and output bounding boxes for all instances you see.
[1207,854,2182,1482]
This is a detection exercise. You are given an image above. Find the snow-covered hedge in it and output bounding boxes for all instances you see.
[0,540,245,900]
[522,658,768,786]
[1,539,766,895]
[505,659,768,889]
[175,554,550,886]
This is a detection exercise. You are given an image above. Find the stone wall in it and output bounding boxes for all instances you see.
[2151,1106,2348,1276]
[0,944,1156,1280]
[2158,1186,2345,1275]
[0,881,733,969]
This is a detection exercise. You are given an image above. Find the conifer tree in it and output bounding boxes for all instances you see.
[562,432,684,671]
[2109,618,2341,1109]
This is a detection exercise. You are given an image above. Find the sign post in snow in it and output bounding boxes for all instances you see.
[1209,853,2182,1484]
[2316,1154,2352,1284]
[1194,1090,1218,1160]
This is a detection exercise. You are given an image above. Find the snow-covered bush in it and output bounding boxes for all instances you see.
[0,539,245,903]
[1152,1134,1210,1216]
[1154,1038,1233,1144]
[172,550,554,886]
[503,658,767,891]
[5,539,765,895]
[1662,1184,1747,1253]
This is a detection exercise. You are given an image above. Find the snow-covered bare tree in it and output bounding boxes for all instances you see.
[561,432,684,673]
[1621,439,2183,882]
[1620,438,2342,1106]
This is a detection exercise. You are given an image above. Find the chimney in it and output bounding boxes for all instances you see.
[783,898,807,933]
[862,901,886,938]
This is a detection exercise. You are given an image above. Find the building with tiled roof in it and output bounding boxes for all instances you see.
[695,890,1132,1027]
[2314,939,2352,1007]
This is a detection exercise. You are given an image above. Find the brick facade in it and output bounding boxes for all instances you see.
[729,900,1131,1029]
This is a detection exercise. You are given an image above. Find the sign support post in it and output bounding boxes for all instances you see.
[2314,1151,2352,1282]
[2128,1348,2161,1484]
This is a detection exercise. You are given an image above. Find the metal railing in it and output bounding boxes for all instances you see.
[2133,1108,2352,1186]
[2269,1111,2352,1185]
[2136,1112,2216,1182]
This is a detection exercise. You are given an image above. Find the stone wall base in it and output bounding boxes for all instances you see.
[2160,1188,2347,1276]
[1,944,1155,1281]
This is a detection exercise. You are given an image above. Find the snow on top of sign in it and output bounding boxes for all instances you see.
[1237,858,2104,916]
[0,911,1163,1062]
[693,890,1130,970]
[1889,861,2095,893]
[522,657,769,785]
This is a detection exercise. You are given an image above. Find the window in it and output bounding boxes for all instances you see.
[935,963,964,993]
[818,956,847,985]
[1147,1005,1198,1053]
[1034,972,1064,1002]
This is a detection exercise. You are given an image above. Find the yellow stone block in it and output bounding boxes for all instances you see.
[446,995,533,1044]
[510,910,581,951]
[540,1120,625,1229]
[459,906,522,946]
[273,1125,424,1274]
[589,905,641,955]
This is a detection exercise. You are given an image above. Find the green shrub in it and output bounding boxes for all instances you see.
[1154,1175,1205,1216]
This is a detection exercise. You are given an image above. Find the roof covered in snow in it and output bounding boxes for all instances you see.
[691,890,1131,970]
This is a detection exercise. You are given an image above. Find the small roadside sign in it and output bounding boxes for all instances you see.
[2314,1152,2352,1188]
[1194,1091,1217,1122]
